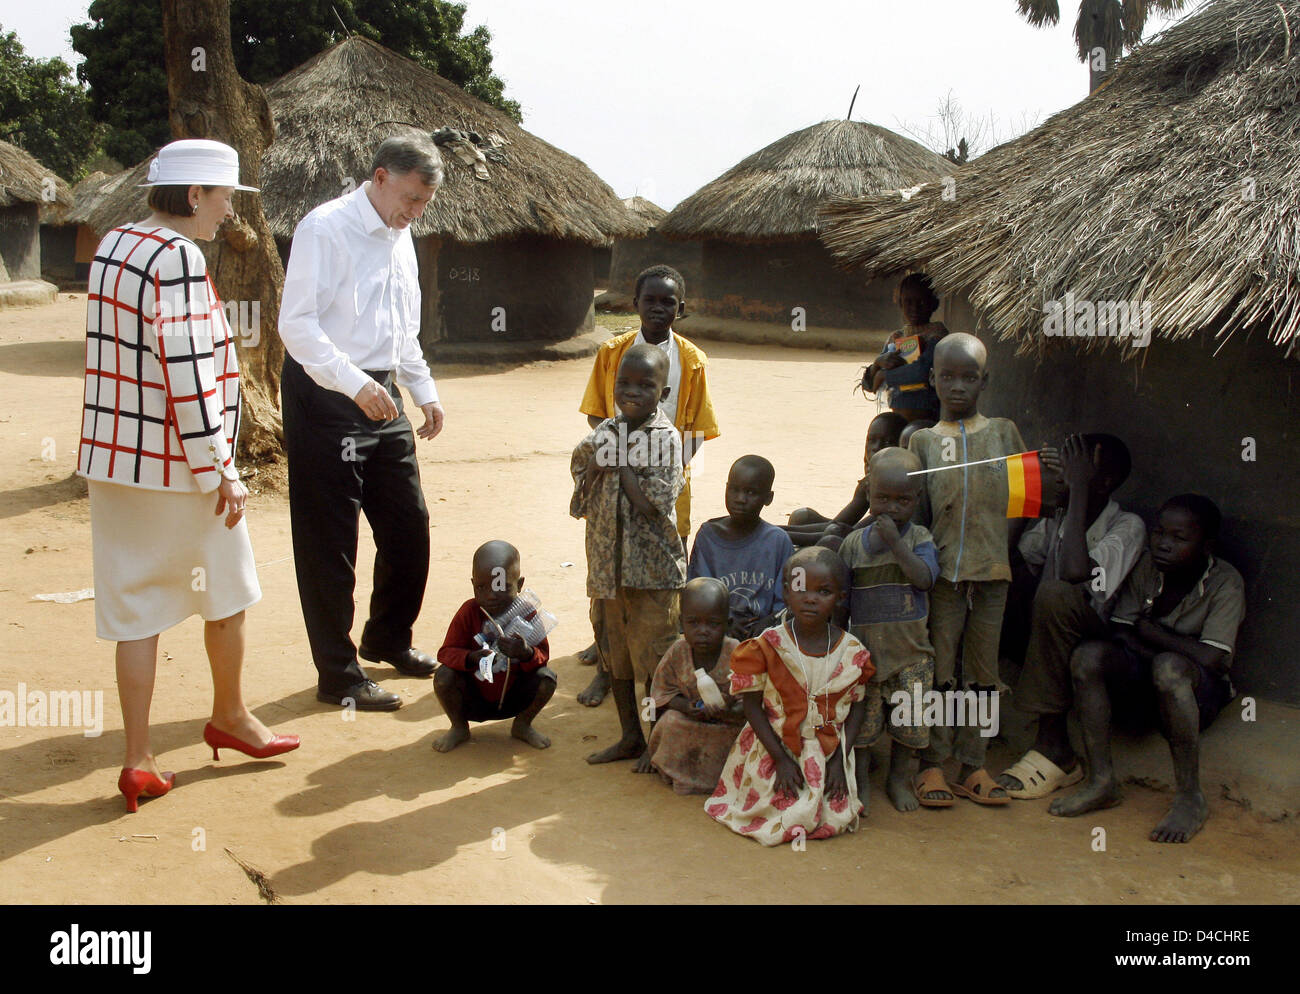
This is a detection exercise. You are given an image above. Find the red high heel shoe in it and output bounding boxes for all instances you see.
[203,722,300,761]
[118,768,175,813]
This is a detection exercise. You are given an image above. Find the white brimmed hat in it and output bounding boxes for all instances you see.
[138,139,259,191]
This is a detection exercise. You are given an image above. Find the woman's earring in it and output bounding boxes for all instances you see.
[191,203,198,214]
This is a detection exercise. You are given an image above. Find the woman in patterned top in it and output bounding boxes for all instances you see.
[78,140,298,813]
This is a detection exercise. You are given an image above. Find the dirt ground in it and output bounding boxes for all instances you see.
[1,295,1296,905]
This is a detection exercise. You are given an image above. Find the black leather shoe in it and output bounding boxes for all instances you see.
[317,679,402,711]
[358,646,436,678]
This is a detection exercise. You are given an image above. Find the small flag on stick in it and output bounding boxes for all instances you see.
[905,449,1047,518]
[1005,451,1043,518]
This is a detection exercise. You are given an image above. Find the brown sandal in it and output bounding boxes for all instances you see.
[913,767,956,808]
[951,768,1011,806]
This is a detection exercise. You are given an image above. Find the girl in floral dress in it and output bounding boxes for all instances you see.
[706,547,875,845]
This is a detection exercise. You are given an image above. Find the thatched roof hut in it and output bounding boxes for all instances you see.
[261,37,634,248]
[623,195,667,231]
[597,196,702,313]
[659,120,950,330]
[820,0,1300,356]
[67,158,151,239]
[821,0,1300,704]
[0,140,71,283]
[81,37,635,345]
[41,170,122,284]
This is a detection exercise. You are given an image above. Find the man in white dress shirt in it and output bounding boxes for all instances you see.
[279,135,446,711]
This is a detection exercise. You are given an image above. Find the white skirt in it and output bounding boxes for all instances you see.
[89,480,262,641]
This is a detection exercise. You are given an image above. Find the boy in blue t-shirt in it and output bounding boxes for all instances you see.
[688,455,795,640]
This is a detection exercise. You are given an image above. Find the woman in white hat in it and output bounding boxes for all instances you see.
[78,139,299,813]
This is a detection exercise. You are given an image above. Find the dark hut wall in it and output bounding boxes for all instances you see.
[40,224,77,281]
[947,291,1300,705]
[592,246,611,284]
[428,235,595,342]
[608,234,702,304]
[1,204,42,281]
[699,238,896,329]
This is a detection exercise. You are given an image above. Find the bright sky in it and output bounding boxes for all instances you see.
[7,0,1195,206]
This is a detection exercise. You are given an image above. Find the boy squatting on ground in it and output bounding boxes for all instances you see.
[784,411,907,550]
[907,332,1062,805]
[635,577,746,793]
[1047,494,1245,844]
[689,455,795,641]
[996,433,1146,798]
[576,264,720,706]
[571,344,687,765]
[839,447,941,813]
[707,547,875,845]
[432,541,556,752]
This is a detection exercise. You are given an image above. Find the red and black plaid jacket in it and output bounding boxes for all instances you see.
[78,224,241,493]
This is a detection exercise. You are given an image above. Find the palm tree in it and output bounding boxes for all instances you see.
[1018,0,1192,92]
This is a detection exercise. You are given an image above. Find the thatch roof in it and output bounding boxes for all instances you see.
[624,196,667,230]
[1,140,72,211]
[73,159,150,235]
[81,37,636,246]
[60,170,116,225]
[261,36,634,244]
[819,0,1300,354]
[658,120,950,242]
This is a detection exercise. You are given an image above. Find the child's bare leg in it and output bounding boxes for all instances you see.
[887,741,920,812]
[580,601,611,700]
[632,676,656,772]
[853,746,871,815]
[586,677,645,763]
[1050,641,1124,816]
[511,673,556,750]
[1149,652,1209,843]
[432,666,472,752]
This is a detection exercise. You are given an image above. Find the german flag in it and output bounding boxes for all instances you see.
[1005,451,1043,518]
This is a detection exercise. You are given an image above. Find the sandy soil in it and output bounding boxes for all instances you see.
[1,295,1296,905]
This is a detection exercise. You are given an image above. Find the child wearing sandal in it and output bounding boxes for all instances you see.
[907,333,1059,806]
[840,447,943,813]
[706,547,875,846]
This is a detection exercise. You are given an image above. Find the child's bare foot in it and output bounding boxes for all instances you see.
[887,765,919,812]
[577,642,599,665]
[1049,777,1121,817]
[432,725,471,753]
[1150,789,1208,843]
[586,735,644,764]
[632,749,654,773]
[577,669,611,707]
[510,720,550,750]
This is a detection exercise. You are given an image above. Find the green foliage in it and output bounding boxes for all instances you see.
[0,26,105,181]
[71,0,521,167]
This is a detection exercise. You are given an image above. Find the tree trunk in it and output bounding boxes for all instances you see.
[1088,43,1121,93]
[161,0,284,465]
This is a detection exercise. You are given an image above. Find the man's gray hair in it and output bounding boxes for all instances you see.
[371,134,444,186]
